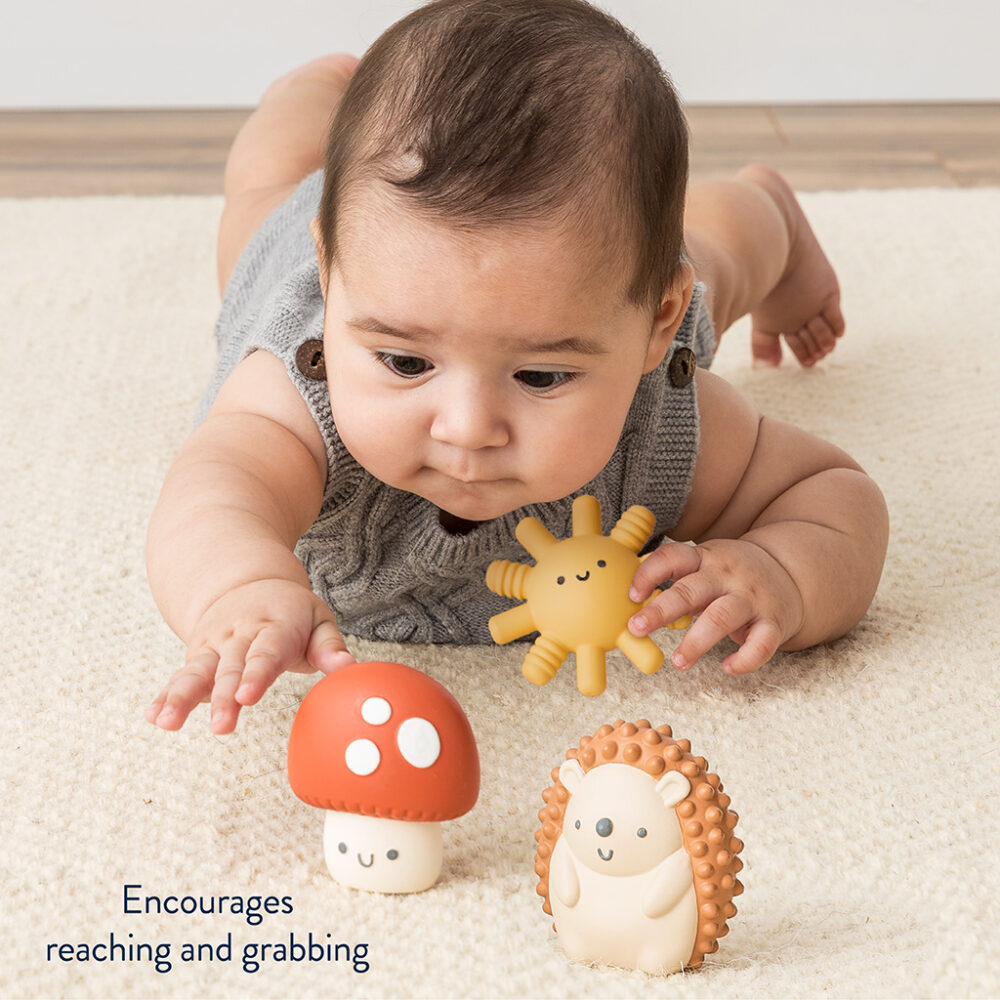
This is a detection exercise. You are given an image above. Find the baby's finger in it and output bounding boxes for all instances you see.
[670,593,752,669]
[209,643,252,733]
[629,542,702,602]
[150,648,219,730]
[721,618,783,675]
[629,569,717,637]
[236,624,305,705]
[145,691,168,724]
[307,618,355,673]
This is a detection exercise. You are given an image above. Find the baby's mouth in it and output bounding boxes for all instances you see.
[358,853,374,868]
[598,848,613,861]
[576,571,590,582]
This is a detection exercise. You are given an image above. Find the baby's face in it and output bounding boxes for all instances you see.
[318,193,672,522]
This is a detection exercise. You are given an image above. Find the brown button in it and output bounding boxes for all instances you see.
[295,339,326,381]
[668,347,697,388]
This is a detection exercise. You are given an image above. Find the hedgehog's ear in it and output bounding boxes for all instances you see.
[655,770,691,808]
[558,758,586,795]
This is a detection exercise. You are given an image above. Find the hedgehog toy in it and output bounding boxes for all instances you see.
[485,495,691,696]
[534,719,744,975]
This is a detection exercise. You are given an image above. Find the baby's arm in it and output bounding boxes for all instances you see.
[629,370,889,674]
[146,350,354,732]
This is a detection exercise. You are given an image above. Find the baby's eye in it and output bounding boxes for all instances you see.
[515,369,577,391]
[376,352,432,379]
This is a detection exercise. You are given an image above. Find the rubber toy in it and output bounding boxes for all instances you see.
[534,719,744,975]
[287,661,479,894]
[485,494,691,695]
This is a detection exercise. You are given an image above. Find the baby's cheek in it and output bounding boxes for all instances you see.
[532,410,622,491]
[337,413,414,484]
[326,364,407,461]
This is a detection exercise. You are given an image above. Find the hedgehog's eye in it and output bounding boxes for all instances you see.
[387,849,399,860]
[574,820,581,829]
[338,842,348,853]
[557,576,566,585]
[636,828,647,838]
[597,560,607,568]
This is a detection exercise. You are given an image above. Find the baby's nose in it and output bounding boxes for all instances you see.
[596,817,613,837]
[429,379,509,450]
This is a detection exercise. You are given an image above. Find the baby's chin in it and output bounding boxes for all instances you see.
[430,484,579,527]
[386,464,599,525]
[409,476,529,524]
[431,495,519,525]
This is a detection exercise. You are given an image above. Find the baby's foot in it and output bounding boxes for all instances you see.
[741,164,845,367]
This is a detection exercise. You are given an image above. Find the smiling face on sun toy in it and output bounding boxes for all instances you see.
[486,495,690,695]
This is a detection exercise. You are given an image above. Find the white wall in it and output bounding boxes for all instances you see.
[2,0,999,108]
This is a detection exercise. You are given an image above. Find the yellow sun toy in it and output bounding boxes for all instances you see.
[485,495,691,696]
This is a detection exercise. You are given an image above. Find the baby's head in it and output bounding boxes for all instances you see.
[312,0,695,522]
[318,0,688,313]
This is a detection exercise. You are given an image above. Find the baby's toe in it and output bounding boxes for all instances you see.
[784,330,816,367]
[823,297,846,338]
[807,315,839,357]
[751,329,783,368]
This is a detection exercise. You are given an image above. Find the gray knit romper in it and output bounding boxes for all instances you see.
[199,170,716,644]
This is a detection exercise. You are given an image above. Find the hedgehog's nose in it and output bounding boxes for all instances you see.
[596,817,613,837]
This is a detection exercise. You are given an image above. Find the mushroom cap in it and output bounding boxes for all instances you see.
[287,661,479,822]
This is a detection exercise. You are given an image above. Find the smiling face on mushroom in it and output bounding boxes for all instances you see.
[323,810,443,893]
[288,662,479,894]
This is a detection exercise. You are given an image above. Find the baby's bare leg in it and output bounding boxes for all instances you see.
[217,53,358,293]
[684,164,845,367]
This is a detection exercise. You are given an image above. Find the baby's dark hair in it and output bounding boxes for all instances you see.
[318,0,689,313]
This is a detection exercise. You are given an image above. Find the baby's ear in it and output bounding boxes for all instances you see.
[643,259,695,373]
[309,218,330,299]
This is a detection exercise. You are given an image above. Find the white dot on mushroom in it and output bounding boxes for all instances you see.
[397,718,441,769]
[361,696,392,726]
[345,738,381,776]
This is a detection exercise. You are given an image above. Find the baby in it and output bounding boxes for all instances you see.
[146,0,888,733]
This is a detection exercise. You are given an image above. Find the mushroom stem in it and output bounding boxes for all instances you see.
[322,810,444,893]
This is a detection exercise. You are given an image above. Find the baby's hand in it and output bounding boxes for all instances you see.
[146,580,355,733]
[627,539,804,675]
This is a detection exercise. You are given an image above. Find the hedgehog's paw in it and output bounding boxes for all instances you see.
[636,945,682,976]
[556,926,589,963]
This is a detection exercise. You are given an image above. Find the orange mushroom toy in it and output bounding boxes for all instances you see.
[287,661,479,893]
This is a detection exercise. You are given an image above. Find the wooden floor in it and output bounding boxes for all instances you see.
[0,104,997,196]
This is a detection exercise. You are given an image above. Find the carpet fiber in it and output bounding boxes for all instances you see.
[2,187,999,999]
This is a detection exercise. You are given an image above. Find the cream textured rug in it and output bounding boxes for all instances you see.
[2,186,999,1000]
